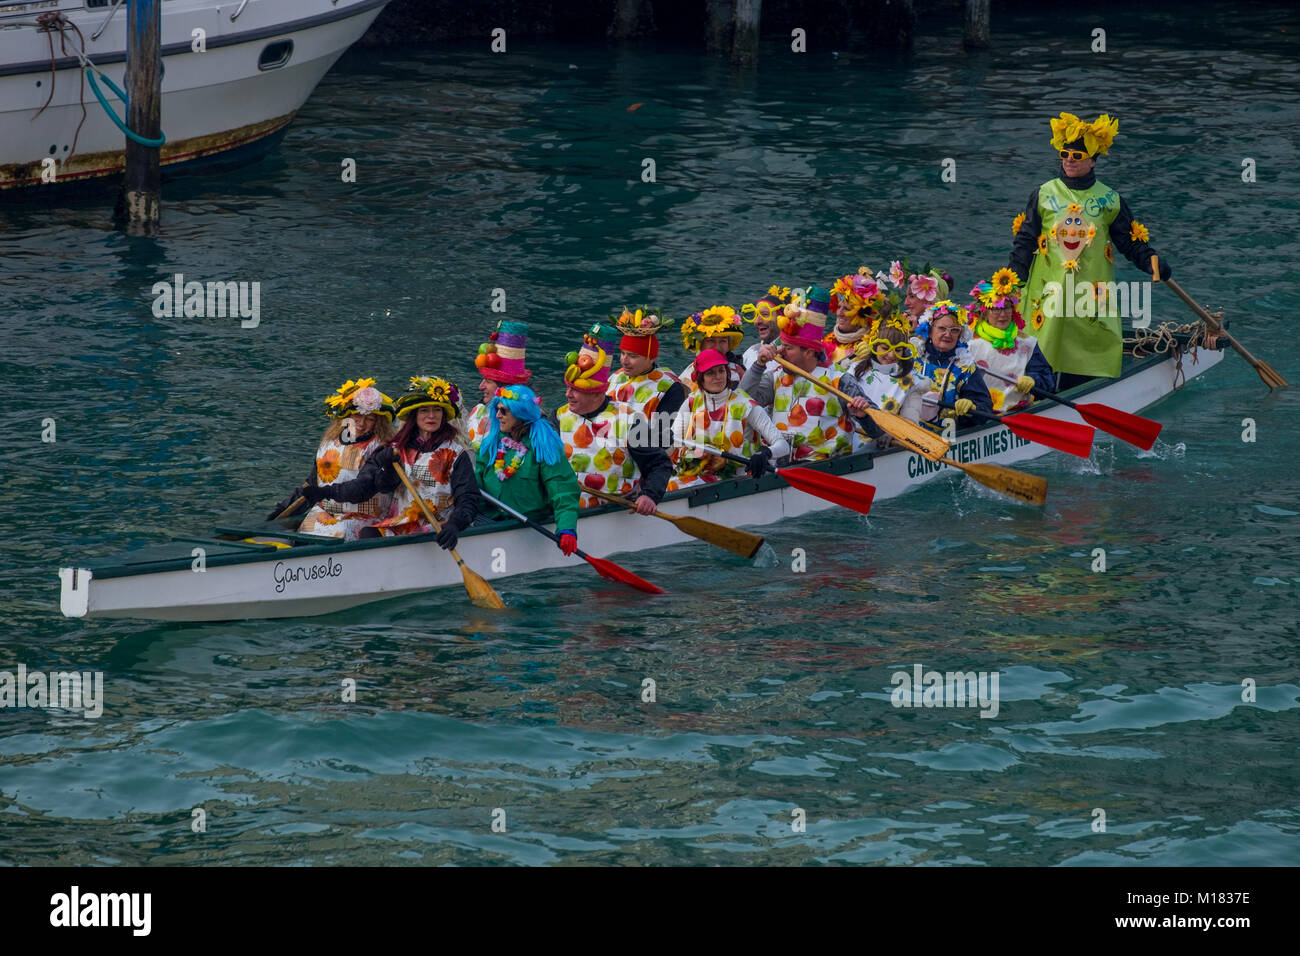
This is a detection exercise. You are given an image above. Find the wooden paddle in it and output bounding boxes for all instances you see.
[924,400,1095,459]
[1166,278,1288,389]
[478,489,666,595]
[938,458,1047,507]
[391,462,506,610]
[582,486,765,558]
[677,438,876,516]
[773,355,950,461]
[980,367,1162,450]
[273,496,308,520]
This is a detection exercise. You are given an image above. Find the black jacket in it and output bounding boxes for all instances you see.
[317,442,479,533]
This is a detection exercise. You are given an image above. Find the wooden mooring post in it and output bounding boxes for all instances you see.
[964,0,990,48]
[115,0,162,234]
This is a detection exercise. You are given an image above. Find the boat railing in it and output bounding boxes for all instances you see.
[90,0,124,41]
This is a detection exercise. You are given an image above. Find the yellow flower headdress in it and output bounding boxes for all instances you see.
[1049,112,1119,157]
[396,376,461,420]
[323,377,394,420]
[680,305,743,352]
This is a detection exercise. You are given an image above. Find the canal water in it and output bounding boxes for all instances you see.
[2,4,1298,865]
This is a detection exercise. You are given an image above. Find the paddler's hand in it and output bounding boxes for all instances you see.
[558,531,577,556]
[300,482,327,504]
[747,447,773,478]
[634,495,657,515]
[1151,256,1171,283]
[756,343,778,365]
[435,524,459,550]
[952,398,975,417]
[848,396,871,416]
[1015,375,1036,394]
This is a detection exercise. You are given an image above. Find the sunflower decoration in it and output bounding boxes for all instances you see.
[1012,213,1026,236]
[1129,220,1150,243]
[881,396,900,414]
[405,376,461,417]
[831,273,881,328]
[317,447,342,483]
[1062,259,1079,272]
[1031,306,1045,331]
[324,376,389,419]
[681,305,743,352]
[1036,233,1049,256]
[990,268,1019,299]
[988,387,1006,412]
[1105,242,1114,263]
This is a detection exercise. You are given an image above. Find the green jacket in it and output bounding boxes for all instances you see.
[476,431,581,533]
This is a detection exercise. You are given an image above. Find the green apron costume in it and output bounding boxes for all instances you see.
[1023,178,1123,378]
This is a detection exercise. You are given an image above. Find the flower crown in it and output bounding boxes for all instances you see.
[970,268,1022,309]
[612,306,674,337]
[324,377,386,416]
[1049,111,1118,157]
[681,305,743,351]
[495,386,542,406]
[408,375,460,408]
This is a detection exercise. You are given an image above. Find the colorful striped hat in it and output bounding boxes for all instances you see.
[779,284,830,352]
[475,320,532,384]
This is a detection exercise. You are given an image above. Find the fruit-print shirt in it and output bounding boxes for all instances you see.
[740,360,872,461]
[556,397,675,510]
[674,385,783,483]
[606,366,687,421]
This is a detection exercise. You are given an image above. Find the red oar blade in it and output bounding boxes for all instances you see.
[1001,412,1095,459]
[584,555,666,594]
[1075,402,1163,450]
[777,466,876,516]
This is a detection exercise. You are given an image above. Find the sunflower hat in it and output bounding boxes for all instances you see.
[396,375,462,420]
[1049,112,1119,157]
[969,268,1023,311]
[680,305,744,353]
[323,377,395,421]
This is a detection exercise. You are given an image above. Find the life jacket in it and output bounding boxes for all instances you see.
[557,400,643,509]
[770,363,853,461]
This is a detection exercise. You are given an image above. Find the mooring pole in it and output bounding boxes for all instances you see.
[732,0,761,65]
[117,0,162,233]
[963,0,990,49]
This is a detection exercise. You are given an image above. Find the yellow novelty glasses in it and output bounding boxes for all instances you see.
[1058,148,1089,161]
[870,339,917,360]
[742,302,780,322]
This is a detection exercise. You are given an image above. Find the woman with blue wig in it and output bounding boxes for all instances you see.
[475,385,582,555]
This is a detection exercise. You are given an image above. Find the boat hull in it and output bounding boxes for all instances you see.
[0,0,388,190]
[59,346,1225,622]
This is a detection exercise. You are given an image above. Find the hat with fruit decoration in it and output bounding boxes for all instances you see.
[564,322,620,392]
[612,306,674,361]
[778,284,831,352]
[474,320,532,384]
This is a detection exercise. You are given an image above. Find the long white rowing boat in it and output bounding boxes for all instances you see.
[58,340,1225,622]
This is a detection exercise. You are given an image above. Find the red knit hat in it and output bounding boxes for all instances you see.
[612,307,672,363]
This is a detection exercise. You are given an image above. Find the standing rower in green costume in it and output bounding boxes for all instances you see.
[1008,112,1170,388]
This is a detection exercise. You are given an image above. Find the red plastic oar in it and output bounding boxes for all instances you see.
[981,368,1162,450]
[927,400,1095,459]
[677,439,876,515]
[478,489,665,595]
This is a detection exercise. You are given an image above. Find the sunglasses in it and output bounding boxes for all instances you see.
[1058,148,1089,161]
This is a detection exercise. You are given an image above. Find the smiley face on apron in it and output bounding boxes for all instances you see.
[1051,202,1098,267]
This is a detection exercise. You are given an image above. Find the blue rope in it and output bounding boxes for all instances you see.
[85,66,166,148]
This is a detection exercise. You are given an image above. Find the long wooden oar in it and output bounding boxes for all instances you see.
[925,400,1095,459]
[981,367,1162,450]
[938,457,1047,507]
[773,355,949,462]
[392,463,506,610]
[273,496,308,520]
[1166,278,1288,389]
[478,489,665,595]
[583,486,765,558]
[677,438,875,516]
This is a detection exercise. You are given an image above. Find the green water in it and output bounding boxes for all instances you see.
[2,5,1299,865]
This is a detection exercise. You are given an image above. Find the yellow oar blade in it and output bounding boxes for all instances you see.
[666,513,765,559]
[864,408,950,461]
[945,459,1047,507]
